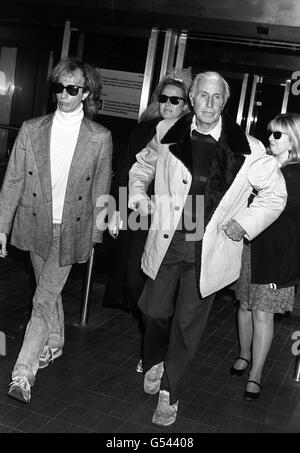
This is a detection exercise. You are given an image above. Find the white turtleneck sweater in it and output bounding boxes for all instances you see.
[50,104,84,223]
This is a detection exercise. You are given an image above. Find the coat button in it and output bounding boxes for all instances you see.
[33,193,37,197]
[29,171,33,175]
[163,234,169,238]
[86,176,90,181]
[175,206,180,211]
[32,212,36,216]
[77,217,81,221]
[182,179,187,184]
[78,196,82,200]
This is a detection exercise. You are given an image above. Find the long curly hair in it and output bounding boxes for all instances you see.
[52,58,101,118]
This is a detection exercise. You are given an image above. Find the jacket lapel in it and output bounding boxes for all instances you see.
[32,114,53,205]
[160,111,252,171]
[221,112,251,156]
[161,113,193,172]
[63,117,93,205]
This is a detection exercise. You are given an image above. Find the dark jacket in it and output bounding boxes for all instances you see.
[111,118,161,210]
[251,162,300,288]
[103,117,160,309]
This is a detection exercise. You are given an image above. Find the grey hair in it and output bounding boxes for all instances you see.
[189,71,230,102]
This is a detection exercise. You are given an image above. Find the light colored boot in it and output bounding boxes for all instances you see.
[143,361,164,394]
[152,390,178,426]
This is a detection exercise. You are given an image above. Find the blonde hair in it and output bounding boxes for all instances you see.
[52,58,101,118]
[268,113,300,165]
[139,75,191,123]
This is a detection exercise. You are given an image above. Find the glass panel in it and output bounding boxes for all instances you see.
[0,47,17,157]
[249,76,287,146]
[183,34,298,141]
[80,32,149,144]
[220,72,248,125]
[73,30,151,273]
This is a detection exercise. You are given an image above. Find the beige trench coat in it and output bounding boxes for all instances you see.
[129,118,287,297]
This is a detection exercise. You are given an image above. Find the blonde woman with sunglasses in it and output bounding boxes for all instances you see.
[232,113,300,400]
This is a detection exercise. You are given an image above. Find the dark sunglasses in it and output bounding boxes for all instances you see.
[52,82,85,96]
[158,94,185,105]
[268,131,287,140]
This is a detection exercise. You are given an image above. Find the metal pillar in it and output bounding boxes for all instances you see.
[61,20,72,59]
[0,331,6,356]
[175,31,188,70]
[159,29,178,80]
[281,78,291,113]
[138,27,159,120]
[236,74,249,126]
[61,20,79,59]
[79,246,95,326]
[246,75,263,135]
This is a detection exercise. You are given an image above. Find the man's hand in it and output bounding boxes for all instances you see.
[220,219,246,242]
[108,211,123,239]
[135,199,154,217]
[0,233,7,258]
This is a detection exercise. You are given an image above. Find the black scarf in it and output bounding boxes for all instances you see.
[161,112,251,225]
[161,112,252,293]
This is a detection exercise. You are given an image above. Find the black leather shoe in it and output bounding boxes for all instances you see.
[243,380,262,400]
[230,357,250,376]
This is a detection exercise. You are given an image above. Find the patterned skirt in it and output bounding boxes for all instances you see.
[236,243,294,314]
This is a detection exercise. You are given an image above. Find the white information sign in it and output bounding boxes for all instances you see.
[97,68,144,120]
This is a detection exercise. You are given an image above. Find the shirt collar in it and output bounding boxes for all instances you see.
[190,115,222,141]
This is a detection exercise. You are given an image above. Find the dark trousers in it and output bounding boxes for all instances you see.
[127,236,148,303]
[138,231,215,404]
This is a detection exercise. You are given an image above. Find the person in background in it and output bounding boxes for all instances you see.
[0,58,112,403]
[128,71,287,426]
[231,113,300,400]
[103,75,191,372]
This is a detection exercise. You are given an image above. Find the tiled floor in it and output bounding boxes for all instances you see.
[1,245,300,433]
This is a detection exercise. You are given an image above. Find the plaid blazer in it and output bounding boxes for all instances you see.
[0,113,112,266]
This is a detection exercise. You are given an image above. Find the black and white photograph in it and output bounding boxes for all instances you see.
[0,0,300,436]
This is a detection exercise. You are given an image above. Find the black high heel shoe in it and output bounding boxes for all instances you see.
[230,357,250,376]
[243,380,262,400]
